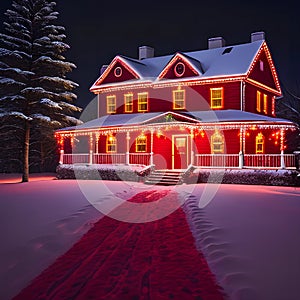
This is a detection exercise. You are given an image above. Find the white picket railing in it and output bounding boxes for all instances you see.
[93,153,126,164]
[195,154,240,168]
[129,153,151,165]
[63,153,89,164]
[244,154,295,168]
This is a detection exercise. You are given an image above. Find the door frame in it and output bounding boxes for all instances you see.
[172,134,189,169]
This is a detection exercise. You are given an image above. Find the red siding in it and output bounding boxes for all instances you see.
[248,50,277,90]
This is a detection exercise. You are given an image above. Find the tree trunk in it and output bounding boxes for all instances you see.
[22,120,30,182]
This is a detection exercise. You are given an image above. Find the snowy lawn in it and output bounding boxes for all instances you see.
[0,175,300,300]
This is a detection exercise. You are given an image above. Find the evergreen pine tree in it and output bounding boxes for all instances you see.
[0,0,81,181]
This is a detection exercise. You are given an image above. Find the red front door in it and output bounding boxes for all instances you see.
[172,135,189,169]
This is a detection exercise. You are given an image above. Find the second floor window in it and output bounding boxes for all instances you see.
[106,135,117,152]
[107,95,116,114]
[211,130,224,153]
[256,91,261,112]
[263,94,268,114]
[173,88,185,109]
[124,93,133,112]
[256,133,264,154]
[210,88,223,109]
[138,92,148,112]
[136,134,147,152]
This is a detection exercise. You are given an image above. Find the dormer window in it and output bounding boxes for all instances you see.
[174,62,185,77]
[114,66,122,77]
[210,87,223,109]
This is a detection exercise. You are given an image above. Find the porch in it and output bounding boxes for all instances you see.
[59,152,296,169]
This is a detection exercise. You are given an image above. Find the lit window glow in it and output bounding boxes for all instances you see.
[256,132,264,153]
[136,134,147,152]
[173,87,185,109]
[210,88,223,109]
[138,92,148,112]
[256,91,261,112]
[106,135,117,152]
[263,94,268,114]
[106,95,116,113]
[211,130,224,153]
[124,93,133,112]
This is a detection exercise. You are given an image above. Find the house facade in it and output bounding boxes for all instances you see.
[55,32,298,170]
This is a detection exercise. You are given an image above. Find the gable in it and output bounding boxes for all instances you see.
[247,43,281,94]
[91,56,141,89]
[158,53,202,80]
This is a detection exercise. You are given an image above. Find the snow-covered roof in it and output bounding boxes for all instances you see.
[57,110,294,133]
[91,40,264,90]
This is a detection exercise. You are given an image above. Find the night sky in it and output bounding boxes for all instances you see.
[0,0,299,109]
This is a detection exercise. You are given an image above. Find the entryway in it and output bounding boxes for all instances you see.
[172,135,189,169]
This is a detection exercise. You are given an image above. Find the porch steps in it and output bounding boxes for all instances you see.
[145,170,184,186]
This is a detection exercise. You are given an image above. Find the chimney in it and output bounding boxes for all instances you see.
[139,46,154,60]
[251,31,265,42]
[208,37,226,49]
[100,64,108,75]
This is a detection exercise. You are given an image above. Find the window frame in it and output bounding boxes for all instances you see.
[137,92,148,112]
[106,135,117,153]
[210,88,223,109]
[263,94,268,114]
[211,130,224,154]
[173,88,185,110]
[106,95,116,114]
[255,133,264,154]
[256,91,261,112]
[136,134,147,152]
[124,93,133,113]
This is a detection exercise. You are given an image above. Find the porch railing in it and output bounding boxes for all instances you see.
[244,154,295,169]
[93,153,126,164]
[195,154,240,168]
[129,153,151,165]
[63,153,89,164]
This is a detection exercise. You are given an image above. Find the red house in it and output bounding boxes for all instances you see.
[56,32,298,171]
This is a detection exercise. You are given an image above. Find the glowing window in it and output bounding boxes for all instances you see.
[173,88,185,109]
[136,134,147,152]
[256,133,264,154]
[211,130,224,153]
[124,93,133,112]
[260,60,264,71]
[138,92,148,112]
[210,88,223,109]
[263,94,268,114]
[114,66,122,77]
[256,91,261,112]
[107,95,116,113]
[271,96,275,116]
[106,135,117,153]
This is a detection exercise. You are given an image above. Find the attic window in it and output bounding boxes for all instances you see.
[222,47,233,55]
[114,67,122,77]
[174,62,185,77]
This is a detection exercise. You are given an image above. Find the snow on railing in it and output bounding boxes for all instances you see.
[244,154,295,169]
[129,153,151,165]
[93,153,126,164]
[195,154,239,168]
[63,153,89,164]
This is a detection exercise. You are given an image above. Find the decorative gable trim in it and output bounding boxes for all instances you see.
[157,52,202,80]
[246,42,281,95]
[90,56,143,91]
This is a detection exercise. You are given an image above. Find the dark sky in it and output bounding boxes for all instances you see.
[0,0,299,109]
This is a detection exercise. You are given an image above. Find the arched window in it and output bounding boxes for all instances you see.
[136,134,147,152]
[256,133,264,154]
[106,135,117,153]
[211,130,224,153]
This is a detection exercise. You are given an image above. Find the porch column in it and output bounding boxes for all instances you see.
[89,134,93,164]
[95,133,100,154]
[126,132,130,165]
[190,128,194,166]
[59,149,64,164]
[150,129,154,166]
[280,128,285,169]
[239,127,245,168]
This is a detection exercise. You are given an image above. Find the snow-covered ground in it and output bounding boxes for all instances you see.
[0,175,299,300]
